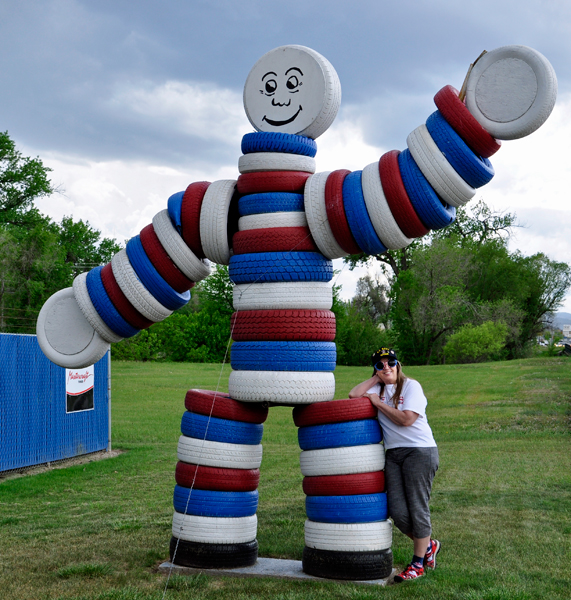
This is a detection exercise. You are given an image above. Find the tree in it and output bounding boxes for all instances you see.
[444,321,510,364]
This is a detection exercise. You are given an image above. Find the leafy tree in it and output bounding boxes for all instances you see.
[444,321,509,364]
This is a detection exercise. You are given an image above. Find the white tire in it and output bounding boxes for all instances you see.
[300,444,385,476]
[229,371,335,404]
[238,211,307,231]
[465,45,557,140]
[177,435,263,469]
[233,281,333,310]
[407,125,475,208]
[152,209,211,282]
[305,520,392,552]
[304,171,347,259]
[361,162,413,250]
[36,287,110,368]
[238,152,316,174]
[172,512,257,544]
[199,179,237,265]
[111,249,173,322]
[72,272,123,344]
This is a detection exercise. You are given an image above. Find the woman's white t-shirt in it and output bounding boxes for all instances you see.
[367,379,436,449]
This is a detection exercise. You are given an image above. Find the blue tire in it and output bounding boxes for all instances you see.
[342,170,387,255]
[85,267,139,338]
[231,341,337,372]
[126,235,190,310]
[167,191,185,233]
[229,252,333,284]
[426,111,495,188]
[305,493,388,523]
[173,485,258,518]
[180,412,263,445]
[241,132,317,157]
[239,193,305,216]
[298,419,382,450]
[398,149,456,230]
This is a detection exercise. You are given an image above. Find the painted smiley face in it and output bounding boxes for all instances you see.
[243,45,341,139]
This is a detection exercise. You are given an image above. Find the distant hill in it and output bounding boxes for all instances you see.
[551,312,571,329]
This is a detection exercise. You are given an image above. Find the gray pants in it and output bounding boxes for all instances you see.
[385,446,439,539]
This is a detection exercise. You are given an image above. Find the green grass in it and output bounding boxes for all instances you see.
[0,357,569,599]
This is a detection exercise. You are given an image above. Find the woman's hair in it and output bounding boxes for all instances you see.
[376,361,408,408]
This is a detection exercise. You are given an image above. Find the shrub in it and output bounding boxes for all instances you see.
[444,321,509,364]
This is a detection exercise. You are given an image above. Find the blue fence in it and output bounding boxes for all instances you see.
[0,334,110,472]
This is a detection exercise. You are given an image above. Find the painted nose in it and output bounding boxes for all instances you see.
[271,97,291,107]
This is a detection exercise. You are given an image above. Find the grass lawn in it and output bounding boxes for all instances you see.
[0,357,569,599]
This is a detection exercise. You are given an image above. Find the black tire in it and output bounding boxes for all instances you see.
[170,536,258,569]
[302,546,393,580]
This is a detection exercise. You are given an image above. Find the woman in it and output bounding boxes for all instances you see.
[349,348,440,583]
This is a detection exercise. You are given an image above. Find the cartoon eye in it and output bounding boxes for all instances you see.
[264,79,277,94]
[286,75,300,91]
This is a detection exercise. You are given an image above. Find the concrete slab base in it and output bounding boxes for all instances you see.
[158,558,396,586]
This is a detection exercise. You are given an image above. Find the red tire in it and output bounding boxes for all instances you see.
[237,171,311,194]
[434,85,501,158]
[139,224,195,293]
[378,151,429,239]
[324,169,362,254]
[303,471,385,496]
[100,263,153,330]
[233,227,318,255]
[293,397,376,427]
[231,310,336,342]
[180,181,210,259]
[175,462,260,491]
[184,389,268,423]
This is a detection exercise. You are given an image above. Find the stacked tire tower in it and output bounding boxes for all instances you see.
[35,44,557,581]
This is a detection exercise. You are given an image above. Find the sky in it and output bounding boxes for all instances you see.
[2,0,571,311]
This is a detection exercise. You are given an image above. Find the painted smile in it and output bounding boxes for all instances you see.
[262,105,303,126]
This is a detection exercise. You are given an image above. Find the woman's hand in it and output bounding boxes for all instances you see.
[364,392,382,409]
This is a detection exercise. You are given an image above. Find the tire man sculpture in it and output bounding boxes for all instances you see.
[36,44,557,580]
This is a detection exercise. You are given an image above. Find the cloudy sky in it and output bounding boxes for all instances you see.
[2,0,571,310]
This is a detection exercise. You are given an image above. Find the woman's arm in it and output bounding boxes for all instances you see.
[365,392,419,427]
[349,375,381,399]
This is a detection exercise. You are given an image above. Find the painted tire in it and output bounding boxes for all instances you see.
[238,152,316,174]
[152,209,212,282]
[342,170,387,255]
[170,537,258,569]
[111,249,173,322]
[180,181,210,259]
[407,124,475,208]
[305,493,388,523]
[303,472,385,496]
[293,397,376,427]
[233,227,318,255]
[324,169,362,254]
[236,171,311,195]
[177,436,263,470]
[238,211,307,231]
[241,132,317,157]
[180,412,263,445]
[229,371,335,405]
[304,171,348,259]
[298,419,381,451]
[85,266,139,338]
[173,485,258,518]
[305,520,392,552]
[434,85,501,158]
[231,309,336,342]
[361,162,413,250]
[100,263,153,330]
[302,546,393,580]
[378,150,429,239]
[300,444,385,476]
[426,110,495,188]
[167,191,184,234]
[398,149,456,230]
[126,236,190,310]
[229,252,333,284]
[231,341,336,372]
[185,389,268,423]
[172,511,257,544]
[175,462,260,492]
[238,192,305,216]
[233,281,333,311]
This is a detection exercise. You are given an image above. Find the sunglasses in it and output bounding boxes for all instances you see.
[375,359,397,370]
